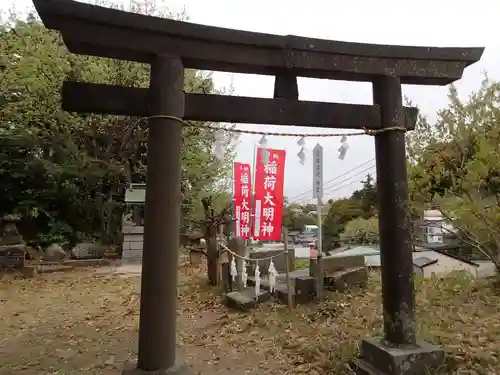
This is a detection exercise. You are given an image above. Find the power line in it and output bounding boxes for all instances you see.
[296,164,376,204]
[323,164,376,195]
[288,158,375,202]
[289,158,375,202]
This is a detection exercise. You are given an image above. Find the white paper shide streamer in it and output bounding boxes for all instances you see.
[230,256,238,281]
[297,136,306,165]
[254,263,261,299]
[214,129,225,162]
[259,135,269,164]
[338,135,349,160]
[268,260,278,293]
[241,260,248,288]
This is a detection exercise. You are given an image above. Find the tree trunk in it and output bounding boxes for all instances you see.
[206,226,218,285]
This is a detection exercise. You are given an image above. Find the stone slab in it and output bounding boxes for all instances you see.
[225,289,270,311]
[353,337,445,375]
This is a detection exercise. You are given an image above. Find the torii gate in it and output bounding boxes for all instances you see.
[32,0,483,374]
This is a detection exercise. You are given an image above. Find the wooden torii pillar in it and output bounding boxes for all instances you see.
[33,0,484,374]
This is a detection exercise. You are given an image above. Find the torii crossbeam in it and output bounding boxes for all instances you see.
[32,0,484,374]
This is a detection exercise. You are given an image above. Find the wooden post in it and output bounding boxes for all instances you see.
[283,227,293,311]
[372,75,416,346]
[316,204,324,301]
[137,55,185,371]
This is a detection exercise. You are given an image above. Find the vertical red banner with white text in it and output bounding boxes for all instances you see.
[252,148,286,241]
[233,162,252,239]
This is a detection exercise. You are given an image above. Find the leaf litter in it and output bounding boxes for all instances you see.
[1,262,500,375]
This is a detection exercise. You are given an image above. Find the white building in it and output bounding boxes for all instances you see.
[330,245,482,278]
[422,210,456,244]
[412,250,478,278]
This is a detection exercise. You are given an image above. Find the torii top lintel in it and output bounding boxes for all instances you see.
[34,0,483,85]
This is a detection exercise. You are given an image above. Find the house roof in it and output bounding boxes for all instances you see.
[413,256,438,268]
[432,249,479,267]
[333,244,479,267]
[331,246,380,257]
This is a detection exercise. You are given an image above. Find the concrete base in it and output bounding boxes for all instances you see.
[352,337,445,375]
[122,354,191,375]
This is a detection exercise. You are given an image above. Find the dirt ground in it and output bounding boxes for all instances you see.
[0,262,284,375]
[1,262,500,375]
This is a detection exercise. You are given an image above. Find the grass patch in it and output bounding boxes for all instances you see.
[294,258,309,269]
[1,265,499,375]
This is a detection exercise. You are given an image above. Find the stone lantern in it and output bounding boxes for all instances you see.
[0,214,26,272]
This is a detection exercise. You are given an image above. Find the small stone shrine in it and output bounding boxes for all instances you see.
[0,214,26,274]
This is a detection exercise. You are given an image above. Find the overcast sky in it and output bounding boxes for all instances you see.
[3,0,499,204]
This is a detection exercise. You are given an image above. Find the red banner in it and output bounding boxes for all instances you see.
[252,148,286,241]
[233,162,252,239]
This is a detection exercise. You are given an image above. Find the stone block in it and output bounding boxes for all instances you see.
[323,255,365,275]
[122,248,143,264]
[123,249,143,258]
[225,289,270,311]
[353,337,445,375]
[122,226,144,235]
[294,275,316,305]
[326,266,368,292]
[130,241,143,250]
[124,234,144,243]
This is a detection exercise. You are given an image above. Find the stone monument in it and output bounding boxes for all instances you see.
[0,214,26,273]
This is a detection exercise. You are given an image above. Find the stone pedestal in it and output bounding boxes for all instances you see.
[353,338,444,375]
[122,225,144,264]
[123,351,191,375]
[0,214,26,272]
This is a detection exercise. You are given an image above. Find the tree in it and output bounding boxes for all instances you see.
[323,198,364,249]
[350,174,378,218]
[282,203,316,232]
[340,216,379,244]
[197,196,232,285]
[0,3,237,247]
[407,77,500,273]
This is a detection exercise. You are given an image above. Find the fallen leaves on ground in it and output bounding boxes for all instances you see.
[1,263,499,375]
